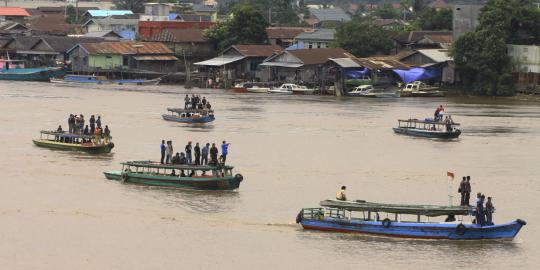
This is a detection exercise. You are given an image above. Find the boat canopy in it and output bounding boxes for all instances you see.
[320,200,472,217]
[167,108,214,114]
[121,161,233,171]
[393,67,440,83]
[40,130,97,139]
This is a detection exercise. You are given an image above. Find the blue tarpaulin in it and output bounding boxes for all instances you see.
[393,67,441,83]
[118,30,136,40]
[286,43,304,50]
[344,68,369,79]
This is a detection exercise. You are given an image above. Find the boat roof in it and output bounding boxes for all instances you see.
[121,161,233,171]
[398,118,460,125]
[320,200,472,217]
[40,130,97,139]
[167,108,214,113]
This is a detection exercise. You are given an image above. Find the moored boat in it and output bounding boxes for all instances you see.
[33,131,114,154]
[0,60,65,81]
[401,81,444,97]
[50,74,160,85]
[268,83,294,94]
[297,200,526,240]
[230,82,249,93]
[348,85,400,98]
[162,108,215,124]
[393,118,461,139]
[104,161,244,190]
[247,85,271,93]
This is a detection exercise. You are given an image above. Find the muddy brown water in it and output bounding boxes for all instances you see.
[0,81,539,269]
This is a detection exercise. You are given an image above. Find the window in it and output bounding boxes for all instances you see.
[317,42,321,48]
[523,47,528,52]
[308,42,313,49]
[123,56,129,66]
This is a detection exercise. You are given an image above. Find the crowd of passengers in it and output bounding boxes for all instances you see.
[335,176,497,226]
[160,140,230,166]
[184,94,211,110]
[54,114,111,143]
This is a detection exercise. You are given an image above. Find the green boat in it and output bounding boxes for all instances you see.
[104,161,244,190]
[33,131,114,154]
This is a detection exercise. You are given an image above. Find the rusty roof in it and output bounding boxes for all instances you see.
[28,14,81,35]
[266,27,311,40]
[289,48,354,65]
[351,56,409,70]
[230,45,282,57]
[424,34,453,44]
[79,41,173,55]
[148,29,207,43]
[0,7,30,17]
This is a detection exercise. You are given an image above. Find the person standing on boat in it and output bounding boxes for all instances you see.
[464,176,471,205]
[104,125,111,143]
[185,141,193,164]
[210,143,218,165]
[336,186,347,201]
[459,177,467,206]
[96,116,102,129]
[201,143,210,165]
[202,97,207,107]
[166,141,173,164]
[184,95,190,109]
[160,140,166,164]
[194,142,201,165]
[89,115,96,135]
[485,197,495,225]
[206,102,212,110]
[221,141,230,164]
[476,193,485,226]
[79,114,85,134]
[68,114,74,134]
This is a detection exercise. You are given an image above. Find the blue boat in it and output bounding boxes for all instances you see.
[0,60,65,81]
[50,75,160,85]
[297,200,526,240]
[162,108,215,124]
[393,118,461,139]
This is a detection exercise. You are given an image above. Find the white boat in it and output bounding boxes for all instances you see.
[348,85,400,98]
[268,83,294,94]
[247,86,270,93]
[401,81,444,97]
[290,84,314,95]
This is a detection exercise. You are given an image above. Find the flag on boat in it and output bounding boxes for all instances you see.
[447,171,455,179]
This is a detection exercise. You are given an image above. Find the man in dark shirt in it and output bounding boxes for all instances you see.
[160,140,166,164]
[185,141,192,164]
[201,143,209,165]
[459,177,467,206]
[485,197,495,225]
[464,176,472,205]
[194,142,201,165]
[210,143,218,165]
[89,115,96,135]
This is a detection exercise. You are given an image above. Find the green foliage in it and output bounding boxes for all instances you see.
[373,2,400,19]
[204,5,269,51]
[65,5,78,24]
[333,16,394,57]
[228,0,300,26]
[113,0,148,13]
[414,8,452,30]
[450,0,540,96]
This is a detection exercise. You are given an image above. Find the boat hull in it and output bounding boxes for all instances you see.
[0,68,65,81]
[268,89,292,95]
[299,218,525,240]
[162,114,215,123]
[393,127,461,139]
[247,88,270,93]
[104,171,242,190]
[33,139,114,153]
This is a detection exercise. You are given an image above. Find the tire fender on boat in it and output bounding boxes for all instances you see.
[234,174,244,182]
[296,210,304,224]
[121,172,128,183]
[456,223,466,235]
[517,219,527,226]
[382,218,391,228]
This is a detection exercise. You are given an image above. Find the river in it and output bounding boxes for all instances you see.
[0,81,538,269]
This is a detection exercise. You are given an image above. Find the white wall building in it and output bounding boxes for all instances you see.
[508,44,540,73]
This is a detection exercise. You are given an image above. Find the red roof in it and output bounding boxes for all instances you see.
[0,7,30,17]
[231,45,282,57]
[79,41,173,55]
[266,27,311,40]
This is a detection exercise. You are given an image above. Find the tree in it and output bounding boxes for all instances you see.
[204,5,269,51]
[451,0,540,96]
[226,0,300,26]
[65,5,78,24]
[113,0,148,13]
[414,8,452,30]
[373,2,400,19]
[333,16,394,57]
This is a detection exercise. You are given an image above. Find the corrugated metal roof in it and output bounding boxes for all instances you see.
[194,55,246,66]
[328,58,360,68]
[295,29,336,41]
[329,57,409,70]
[80,41,173,55]
[148,29,207,43]
[86,10,133,17]
[266,27,311,39]
[288,48,352,65]
[417,49,453,63]
[134,55,178,61]
[259,62,303,68]
[0,7,30,17]
[309,8,350,22]
[230,45,282,57]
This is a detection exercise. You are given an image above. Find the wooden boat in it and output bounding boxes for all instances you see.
[50,75,161,85]
[162,108,215,124]
[104,161,244,190]
[348,85,400,98]
[0,60,65,81]
[401,81,444,97]
[297,200,526,240]
[32,131,114,154]
[230,82,249,93]
[393,118,461,139]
